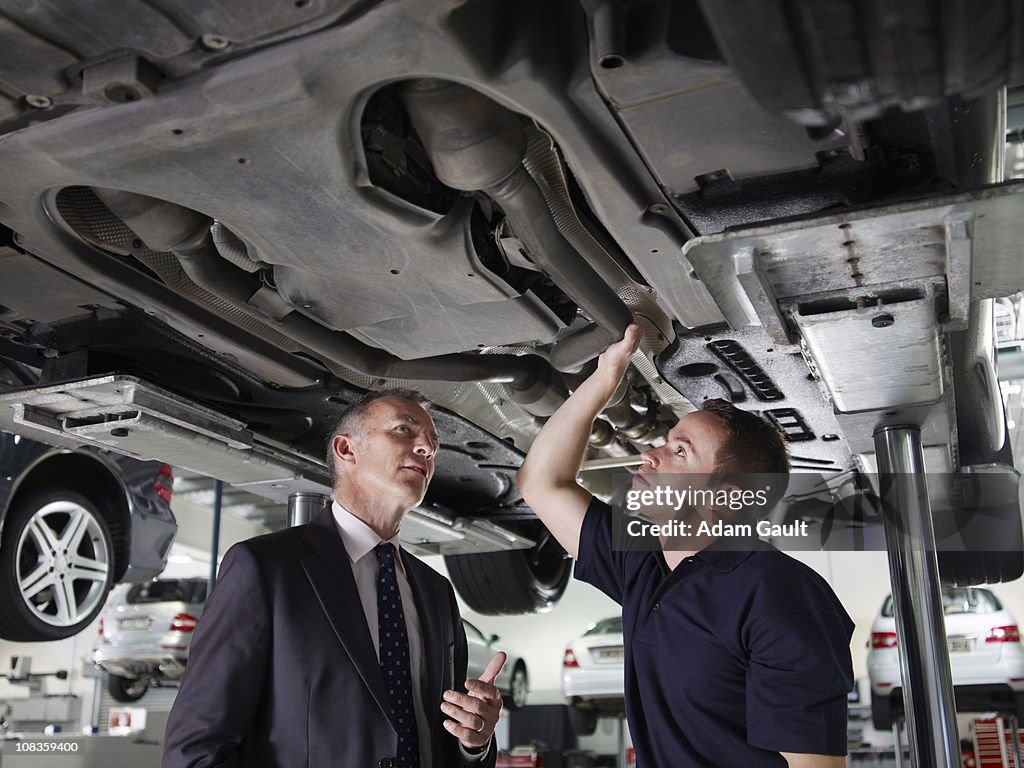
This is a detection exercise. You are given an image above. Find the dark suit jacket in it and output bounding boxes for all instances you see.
[162,507,496,768]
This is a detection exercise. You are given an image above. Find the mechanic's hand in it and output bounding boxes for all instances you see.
[597,323,642,376]
[441,651,506,751]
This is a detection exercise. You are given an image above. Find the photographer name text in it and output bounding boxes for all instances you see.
[626,519,810,538]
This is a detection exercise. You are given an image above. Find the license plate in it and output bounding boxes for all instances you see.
[595,647,624,662]
[118,617,151,631]
[948,637,973,653]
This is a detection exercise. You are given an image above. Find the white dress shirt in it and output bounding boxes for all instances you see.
[332,502,486,765]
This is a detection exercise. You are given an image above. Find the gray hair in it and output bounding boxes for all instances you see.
[325,388,432,488]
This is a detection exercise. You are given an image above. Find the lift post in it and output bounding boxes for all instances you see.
[288,492,330,527]
[874,424,960,766]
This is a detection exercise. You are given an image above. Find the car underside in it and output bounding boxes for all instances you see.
[1,0,1023,614]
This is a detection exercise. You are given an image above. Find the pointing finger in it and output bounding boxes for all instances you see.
[479,651,507,685]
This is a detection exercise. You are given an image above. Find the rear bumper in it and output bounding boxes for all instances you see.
[121,514,178,582]
[870,652,1024,695]
[562,667,624,699]
[93,649,187,680]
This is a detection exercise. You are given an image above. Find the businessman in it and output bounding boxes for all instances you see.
[517,325,854,768]
[164,389,501,768]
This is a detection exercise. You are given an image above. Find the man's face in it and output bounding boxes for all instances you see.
[631,411,728,523]
[340,397,439,512]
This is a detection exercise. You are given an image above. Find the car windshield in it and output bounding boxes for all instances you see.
[881,587,1002,617]
[126,579,206,605]
[585,617,623,636]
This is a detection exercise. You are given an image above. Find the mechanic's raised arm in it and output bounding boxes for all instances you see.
[515,324,641,558]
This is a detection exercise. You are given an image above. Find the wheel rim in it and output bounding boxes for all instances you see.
[511,667,527,708]
[15,500,110,628]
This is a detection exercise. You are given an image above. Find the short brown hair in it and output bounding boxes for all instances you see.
[325,388,431,488]
[699,398,790,517]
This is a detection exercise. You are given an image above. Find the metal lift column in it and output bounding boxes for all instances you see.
[874,424,960,767]
[288,492,330,527]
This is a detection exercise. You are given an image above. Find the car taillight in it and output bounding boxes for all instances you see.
[986,625,1021,643]
[169,613,198,633]
[153,463,174,504]
[563,649,578,668]
[871,632,898,649]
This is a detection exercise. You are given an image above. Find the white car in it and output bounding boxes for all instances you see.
[563,616,625,716]
[462,619,529,710]
[867,587,1024,729]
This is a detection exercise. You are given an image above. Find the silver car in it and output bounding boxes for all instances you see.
[0,359,177,642]
[92,577,207,702]
[562,616,625,713]
[463,619,529,710]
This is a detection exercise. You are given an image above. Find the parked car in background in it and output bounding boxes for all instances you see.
[867,587,1024,729]
[563,616,625,733]
[0,359,177,642]
[464,619,529,710]
[92,577,207,702]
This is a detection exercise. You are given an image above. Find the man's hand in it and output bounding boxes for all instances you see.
[516,321,642,558]
[441,651,506,751]
[597,323,642,378]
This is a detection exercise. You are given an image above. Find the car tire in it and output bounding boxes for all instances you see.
[106,672,149,703]
[697,0,1023,125]
[871,691,894,731]
[568,706,598,737]
[939,551,1024,588]
[936,466,1024,586]
[445,548,570,615]
[507,662,528,710]
[0,489,114,642]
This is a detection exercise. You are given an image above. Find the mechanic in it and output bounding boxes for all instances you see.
[163,389,501,768]
[516,325,854,768]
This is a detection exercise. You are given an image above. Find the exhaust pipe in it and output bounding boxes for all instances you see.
[401,80,634,372]
[90,188,559,410]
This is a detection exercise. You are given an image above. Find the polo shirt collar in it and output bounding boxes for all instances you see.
[331,500,405,571]
[694,533,762,572]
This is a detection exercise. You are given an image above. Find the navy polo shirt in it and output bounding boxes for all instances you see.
[576,498,854,768]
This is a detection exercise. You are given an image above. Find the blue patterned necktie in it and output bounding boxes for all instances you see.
[375,543,420,768]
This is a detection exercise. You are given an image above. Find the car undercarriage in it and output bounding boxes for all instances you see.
[0,0,1023,619]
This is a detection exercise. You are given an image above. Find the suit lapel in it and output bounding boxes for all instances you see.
[299,508,393,727]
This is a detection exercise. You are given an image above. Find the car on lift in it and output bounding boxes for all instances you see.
[867,587,1024,729]
[563,616,625,734]
[0,359,177,642]
[463,619,530,710]
[92,576,207,702]
[0,1,1021,617]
